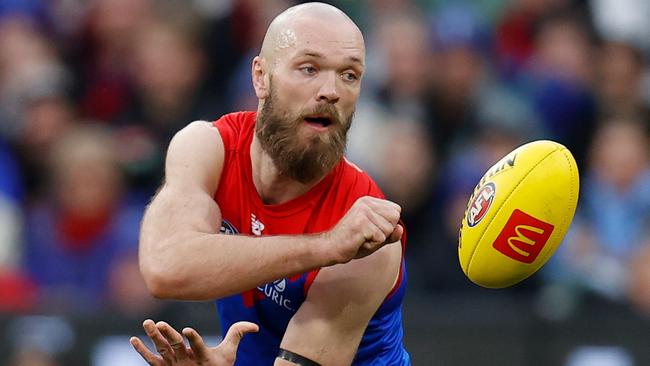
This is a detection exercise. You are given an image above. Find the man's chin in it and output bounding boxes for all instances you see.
[283,147,343,181]
[298,124,333,142]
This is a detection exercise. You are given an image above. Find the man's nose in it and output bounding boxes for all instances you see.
[316,72,340,104]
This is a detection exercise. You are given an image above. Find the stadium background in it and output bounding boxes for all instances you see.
[0,0,649,365]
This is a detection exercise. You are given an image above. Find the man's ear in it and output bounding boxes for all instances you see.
[252,56,270,99]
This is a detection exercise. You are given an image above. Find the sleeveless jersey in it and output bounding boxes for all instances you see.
[213,112,410,365]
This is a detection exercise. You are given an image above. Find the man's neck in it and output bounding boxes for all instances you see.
[250,135,324,205]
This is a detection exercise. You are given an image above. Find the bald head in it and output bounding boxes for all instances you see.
[259,2,364,68]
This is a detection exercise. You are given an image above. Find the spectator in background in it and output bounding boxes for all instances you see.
[0,139,36,313]
[8,349,58,366]
[5,315,74,366]
[367,11,431,119]
[0,141,23,274]
[16,90,75,201]
[424,1,492,160]
[347,10,431,177]
[422,1,543,156]
[525,11,597,168]
[22,125,148,314]
[0,13,75,200]
[595,40,649,120]
[541,118,650,318]
[0,14,71,141]
[124,4,211,143]
[494,0,574,79]
[629,243,650,317]
[114,5,214,196]
[107,253,162,318]
[590,0,650,54]
[377,119,436,217]
[75,0,153,122]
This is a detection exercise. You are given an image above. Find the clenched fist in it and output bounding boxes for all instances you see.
[324,196,403,264]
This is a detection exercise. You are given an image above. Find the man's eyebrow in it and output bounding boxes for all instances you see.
[296,50,325,59]
[346,56,364,66]
[295,50,364,67]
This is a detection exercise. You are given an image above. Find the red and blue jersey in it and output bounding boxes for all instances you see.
[213,112,410,365]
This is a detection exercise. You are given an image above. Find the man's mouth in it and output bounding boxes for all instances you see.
[304,116,333,130]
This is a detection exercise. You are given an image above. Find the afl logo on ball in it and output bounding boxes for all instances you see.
[467,182,496,227]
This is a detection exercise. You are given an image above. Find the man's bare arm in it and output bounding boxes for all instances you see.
[139,122,402,300]
[140,121,332,300]
[274,241,403,365]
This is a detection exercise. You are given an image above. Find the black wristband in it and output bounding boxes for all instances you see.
[277,348,322,366]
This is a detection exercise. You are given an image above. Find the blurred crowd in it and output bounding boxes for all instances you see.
[0,0,650,363]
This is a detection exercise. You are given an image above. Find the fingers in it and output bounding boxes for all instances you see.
[359,197,401,229]
[134,320,260,365]
[182,327,210,362]
[130,336,163,366]
[142,319,176,363]
[365,210,396,244]
[216,322,260,361]
[224,321,259,345]
[359,222,403,259]
[360,198,401,245]
[386,223,404,244]
[157,321,190,361]
[332,196,402,263]
[365,198,401,226]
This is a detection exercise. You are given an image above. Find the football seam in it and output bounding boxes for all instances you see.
[466,146,561,276]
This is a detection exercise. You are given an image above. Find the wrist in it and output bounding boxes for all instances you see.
[311,232,338,267]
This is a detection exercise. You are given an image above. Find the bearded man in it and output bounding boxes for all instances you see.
[133,3,410,365]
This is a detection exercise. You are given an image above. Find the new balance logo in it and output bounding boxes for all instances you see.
[492,209,554,264]
[251,214,265,236]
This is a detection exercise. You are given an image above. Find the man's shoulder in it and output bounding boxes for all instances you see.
[212,111,256,151]
[213,111,257,127]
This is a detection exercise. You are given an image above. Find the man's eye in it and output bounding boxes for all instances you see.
[342,72,358,82]
[300,66,317,74]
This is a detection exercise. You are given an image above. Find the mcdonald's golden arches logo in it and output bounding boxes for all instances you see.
[492,209,555,264]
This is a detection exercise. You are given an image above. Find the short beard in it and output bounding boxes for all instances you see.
[255,87,353,184]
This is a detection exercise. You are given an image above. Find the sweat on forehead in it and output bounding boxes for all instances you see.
[260,2,363,60]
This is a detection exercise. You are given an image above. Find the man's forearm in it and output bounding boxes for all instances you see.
[140,232,333,300]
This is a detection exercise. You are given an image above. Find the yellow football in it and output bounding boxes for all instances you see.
[458,140,579,288]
